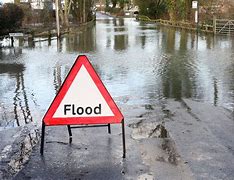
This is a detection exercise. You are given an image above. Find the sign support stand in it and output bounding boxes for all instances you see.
[121,119,126,158]
[67,125,72,143]
[40,122,45,155]
[39,55,126,158]
[108,123,111,134]
[40,120,126,158]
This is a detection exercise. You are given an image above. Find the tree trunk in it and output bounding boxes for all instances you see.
[168,0,176,21]
[83,0,86,23]
[79,0,83,23]
[112,0,117,8]
[185,0,192,21]
[64,0,69,26]
[58,0,65,25]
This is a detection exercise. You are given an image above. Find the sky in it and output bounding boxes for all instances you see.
[0,0,14,4]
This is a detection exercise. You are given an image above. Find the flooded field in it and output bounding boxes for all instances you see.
[0,15,234,129]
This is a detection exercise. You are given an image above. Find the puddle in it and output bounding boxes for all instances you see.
[145,104,154,110]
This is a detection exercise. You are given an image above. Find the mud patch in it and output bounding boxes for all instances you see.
[129,121,168,140]
[180,99,201,121]
[145,104,154,110]
[128,119,144,128]
[162,109,174,118]
[136,112,152,118]
[46,141,69,145]
[140,138,181,167]
[0,124,40,179]
[161,103,175,119]
[137,173,154,180]
[161,139,180,165]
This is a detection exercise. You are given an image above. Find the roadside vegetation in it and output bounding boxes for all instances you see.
[103,0,234,25]
[0,3,24,36]
[0,0,233,36]
[0,0,95,36]
[104,0,130,16]
[135,0,234,23]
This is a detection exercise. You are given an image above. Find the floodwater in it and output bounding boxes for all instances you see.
[0,13,234,129]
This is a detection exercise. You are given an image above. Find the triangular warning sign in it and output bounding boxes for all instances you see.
[43,55,123,126]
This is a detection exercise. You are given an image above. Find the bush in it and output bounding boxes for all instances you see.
[136,0,168,19]
[0,3,24,35]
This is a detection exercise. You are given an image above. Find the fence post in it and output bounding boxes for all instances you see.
[213,16,216,34]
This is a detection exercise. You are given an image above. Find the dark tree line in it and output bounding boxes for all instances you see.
[0,3,24,36]
[0,0,95,35]
[135,0,193,21]
[135,0,234,22]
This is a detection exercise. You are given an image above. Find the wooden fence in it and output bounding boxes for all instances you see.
[137,15,214,33]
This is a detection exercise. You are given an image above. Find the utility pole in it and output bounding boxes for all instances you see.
[55,0,60,37]
[192,1,199,33]
[196,0,199,33]
[192,1,199,49]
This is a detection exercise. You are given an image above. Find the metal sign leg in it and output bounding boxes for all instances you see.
[122,120,126,158]
[67,125,72,143]
[108,123,111,134]
[40,122,46,155]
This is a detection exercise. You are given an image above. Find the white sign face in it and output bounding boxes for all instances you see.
[53,65,114,118]
[192,1,198,9]
[9,33,24,37]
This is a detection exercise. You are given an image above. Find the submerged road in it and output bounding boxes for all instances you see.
[14,99,234,180]
[0,13,234,179]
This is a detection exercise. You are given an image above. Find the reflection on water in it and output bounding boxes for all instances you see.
[162,29,196,100]
[53,65,62,93]
[64,26,96,53]
[113,18,128,51]
[0,14,234,128]
[0,63,33,128]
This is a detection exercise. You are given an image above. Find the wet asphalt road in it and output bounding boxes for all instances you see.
[14,98,234,180]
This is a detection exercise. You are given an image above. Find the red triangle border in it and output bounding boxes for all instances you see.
[43,55,124,126]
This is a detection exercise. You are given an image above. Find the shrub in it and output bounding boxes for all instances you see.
[0,3,24,35]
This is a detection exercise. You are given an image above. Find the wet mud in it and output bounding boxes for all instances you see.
[0,124,40,179]
[129,121,168,139]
